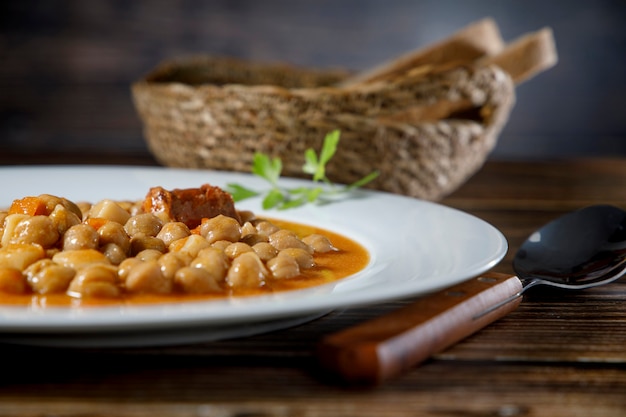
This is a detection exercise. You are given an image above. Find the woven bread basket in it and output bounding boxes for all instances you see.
[132,19,556,200]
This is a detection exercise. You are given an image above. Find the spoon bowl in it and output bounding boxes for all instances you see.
[513,204,626,288]
[477,204,626,317]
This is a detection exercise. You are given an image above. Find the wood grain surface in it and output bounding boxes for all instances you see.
[1,156,626,416]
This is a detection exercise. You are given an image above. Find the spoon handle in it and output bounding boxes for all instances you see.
[317,272,522,385]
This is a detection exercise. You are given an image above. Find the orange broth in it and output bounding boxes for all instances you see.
[0,219,369,307]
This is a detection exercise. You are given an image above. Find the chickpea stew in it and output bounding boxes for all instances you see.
[0,184,369,307]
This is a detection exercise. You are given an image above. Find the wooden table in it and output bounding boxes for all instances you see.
[1,154,626,416]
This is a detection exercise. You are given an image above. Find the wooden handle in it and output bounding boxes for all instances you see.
[317,272,523,385]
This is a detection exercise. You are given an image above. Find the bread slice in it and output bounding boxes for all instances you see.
[339,18,504,87]
[478,27,558,84]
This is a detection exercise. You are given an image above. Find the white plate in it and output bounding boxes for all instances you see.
[0,166,507,346]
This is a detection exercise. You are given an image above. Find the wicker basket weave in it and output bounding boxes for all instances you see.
[131,20,555,200]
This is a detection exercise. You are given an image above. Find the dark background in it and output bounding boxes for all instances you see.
[1,0,624,161]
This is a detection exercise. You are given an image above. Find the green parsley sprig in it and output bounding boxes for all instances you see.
[226,130,379,210]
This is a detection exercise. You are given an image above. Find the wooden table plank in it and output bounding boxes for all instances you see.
[1,361,625,417]
[443,158,626,210]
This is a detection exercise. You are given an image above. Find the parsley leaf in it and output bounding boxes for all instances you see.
[227,130,379,209]
[252,153,282,186]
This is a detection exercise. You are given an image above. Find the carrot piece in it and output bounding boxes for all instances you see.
[85,217,109,231]
[8,196,48,216]
[190,217,213,235]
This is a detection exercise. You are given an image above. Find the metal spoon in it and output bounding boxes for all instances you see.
[318,204,626,384]
[476,204,626,317]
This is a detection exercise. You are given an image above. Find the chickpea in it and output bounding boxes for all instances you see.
[267,254,300,279]
[226,252,268,289]
[39,194,83,220]
[97,221,131,254]
[67,264,120,298]
[268,229,312,253]
[118,257,142,282]
[45,248,60,258]
[0,267,27,294]
[62,198,84,221]
[75,202,92,219]
[24,259,75,294]
[241,221,257,237]
[175,266,222,294]
[169,234,211,258]
[302,234,337,253]
[115,201,134,213]
[135,248,163,262]
[241,233,268,246]
[224,242,253,259]
[191,248,229,283]
[130,235,166,256]
[170,250,192,266]
[254,220,280,236]
[200,215,241,244]
[52,248,110,271]
[0,243,45,270]
[10,215,59,248]
[158,252,188,281]
[124,260,173,294]
[156,222,190,247]
[210,240,231,251]
[252,242,278,262]
[277,248,315,269]
[195,246,228,260]
[34,194,62,215]
[238,210,256,224]
[63,223,99,251]
[124,213,163,237]
[88,199,131,225]
[48,204,81,236]
[101,243,127,265]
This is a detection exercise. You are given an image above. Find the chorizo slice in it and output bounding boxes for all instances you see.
[143,184,241,229]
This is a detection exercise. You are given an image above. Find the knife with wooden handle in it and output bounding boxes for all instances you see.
[316,272,522,385]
